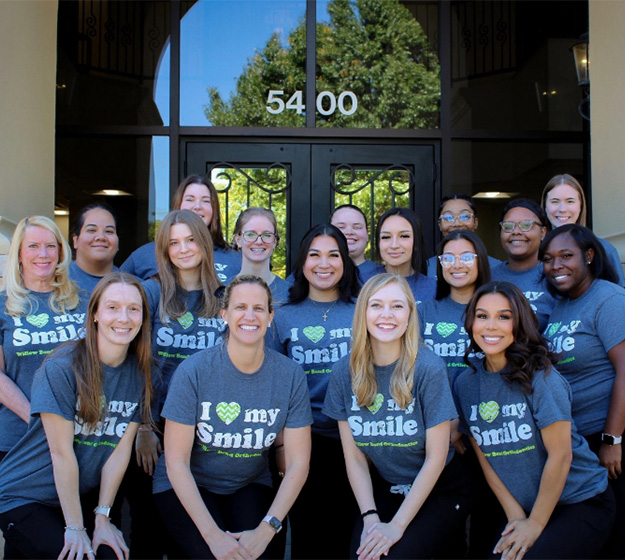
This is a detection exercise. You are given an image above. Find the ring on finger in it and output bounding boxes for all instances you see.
[520,547,527,553]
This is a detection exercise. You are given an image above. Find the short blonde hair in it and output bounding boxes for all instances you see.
[3,216,80,316]
[350,273,419,409]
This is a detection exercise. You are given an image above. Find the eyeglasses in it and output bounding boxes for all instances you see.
[438,253,478,267]
[499,220,539,233]
[439,213,474,224]
[241,231,276,243]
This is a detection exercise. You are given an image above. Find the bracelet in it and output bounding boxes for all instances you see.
[94,505,112,518]
[361,509,378,519]
[65,526,87,532]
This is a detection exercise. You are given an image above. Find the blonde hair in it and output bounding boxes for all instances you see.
[3,216,80,316]
[154,209,221,323]
[350,274,419,409]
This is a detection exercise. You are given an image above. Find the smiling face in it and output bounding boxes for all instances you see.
[331,207,368,265]
[19,225,60,290]
[438,199,478,236]
[221,283,273,346]
[500,207,546,266]
[303,235,344,300]
[95,282,143,355]
[542,232,594,299]
[235,215,277,265]
[168,223,202,272]
[379,215,414,275]
[366,282,410,353]
[73,208,119,267]
[544,184,583,229]
[440,238,479,292]
[471,292,515,371]
[179,183,213,226]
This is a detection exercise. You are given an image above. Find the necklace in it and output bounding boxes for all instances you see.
[310,298,338,322]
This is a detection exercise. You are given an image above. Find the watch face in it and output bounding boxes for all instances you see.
[602,434,621,445]
[265,516,282,532]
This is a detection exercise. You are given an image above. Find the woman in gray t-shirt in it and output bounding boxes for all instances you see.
[0,272,154,560]
[457,280,614,559]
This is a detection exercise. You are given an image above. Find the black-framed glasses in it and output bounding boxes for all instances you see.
[241,231,276,243]
[499,220,539,233]
[439,212,474,224]
[438,253,478,267]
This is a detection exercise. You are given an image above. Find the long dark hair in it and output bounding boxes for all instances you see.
[539,224,618,296]
[435,230,491,300]
[464,281,555,394]
[70,272,153,429]
[288,224,359,304]
[375,208,427,276]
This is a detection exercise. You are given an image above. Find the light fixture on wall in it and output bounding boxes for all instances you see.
[570,33,589,121]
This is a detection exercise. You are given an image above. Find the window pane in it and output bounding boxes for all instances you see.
[316,0,440,129]
[55,137,169,263]
[181,0,306,127]
[451,1,588,130]
[56,1,170,126]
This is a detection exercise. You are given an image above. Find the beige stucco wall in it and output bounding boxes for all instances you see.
[0,0,58,225]
[0,0,58,281]
[590,1,625,265]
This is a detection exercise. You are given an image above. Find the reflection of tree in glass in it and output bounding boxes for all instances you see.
[334,168,411,260]
[205,0,439,129]
[213,167,288,279]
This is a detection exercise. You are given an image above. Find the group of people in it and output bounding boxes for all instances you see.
[0,172,622,560]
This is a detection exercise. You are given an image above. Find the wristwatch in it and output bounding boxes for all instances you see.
[262,515,282,533]
[601,433,623,446]
[93,505,111,518]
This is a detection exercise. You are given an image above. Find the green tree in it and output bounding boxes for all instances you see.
[205,0,439,129]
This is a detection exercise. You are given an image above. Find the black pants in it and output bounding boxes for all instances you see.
[487,487,615,559]
[154,483,281,560]
[585,432,625,558]
[350,453,472,560]
[0,494,117,560]
[288,433,359,560]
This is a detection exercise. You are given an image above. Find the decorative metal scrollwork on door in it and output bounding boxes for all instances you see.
[207,161,291,278]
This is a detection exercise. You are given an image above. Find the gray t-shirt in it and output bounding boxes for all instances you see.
[323,348,456,485]
[142,279,226,414]
[454,363,607,513]
[69,261,119,295]
[0,291,87,451]
[543,279,625,435]
[599,237,625,288]
[121,241,241,285]
[0,348,142,514]
[360,265,436,304]
[153,345,312,495]
[268,298,355,436]
[491,262,557,331]
[418,295,481,383]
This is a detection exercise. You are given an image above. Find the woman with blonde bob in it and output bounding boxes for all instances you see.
[0,216,85,459]
[0,272,153,559]
[323,274,470,560]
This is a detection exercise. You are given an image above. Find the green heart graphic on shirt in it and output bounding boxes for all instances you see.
[547,322,561,337]
[436,322,458,338]
[367,393,384,414]
[303,326,326,344]
[216,402,241,425]
[26,313,50,328]
[479,401,500,423]
[177,312,194,330]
